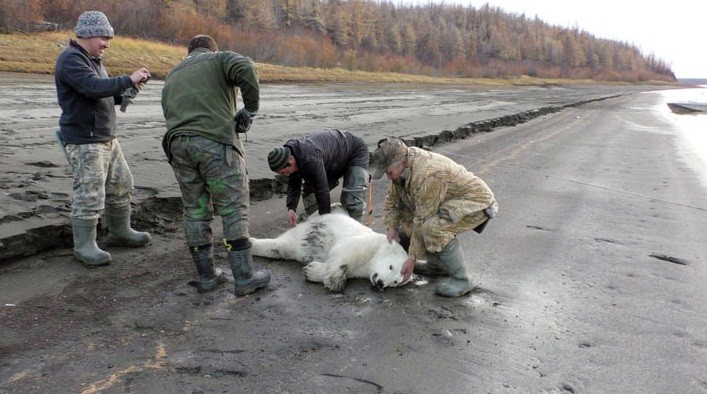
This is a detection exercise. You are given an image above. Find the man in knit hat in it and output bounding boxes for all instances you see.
[267,129,370,226]
[370,137,498,297]
[54,11,152,267]
[161,35,269,296]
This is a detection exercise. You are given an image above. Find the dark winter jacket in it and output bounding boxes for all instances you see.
[54,40,134,144]
[284,129,369,214]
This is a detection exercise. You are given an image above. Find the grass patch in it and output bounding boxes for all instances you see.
[0,31,670,87]
[0,31,184,78]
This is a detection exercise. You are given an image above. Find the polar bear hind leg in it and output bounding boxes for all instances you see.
[251,238,298,260]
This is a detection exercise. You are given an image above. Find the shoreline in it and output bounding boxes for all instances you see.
[0,73,677,262]
[1,88,705,392]
[656,88,707,188]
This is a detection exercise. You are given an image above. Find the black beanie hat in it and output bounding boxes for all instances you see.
[268,146,290,171]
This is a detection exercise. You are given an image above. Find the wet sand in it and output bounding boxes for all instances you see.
[0,72,653,261]
[1,73,705,393]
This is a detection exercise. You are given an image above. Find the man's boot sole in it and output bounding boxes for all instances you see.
[194,274,228,293]
[74,252,111,267]
[106,235,151,247]
[234,278,269,296]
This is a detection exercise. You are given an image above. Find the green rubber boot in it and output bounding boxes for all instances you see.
[413,259,446,276]
[227,247,271,296]
[434,238,473,297]
[189,244,227,293]
[342,165,368,223]
[72,217,112,267]
[105,205,151,247]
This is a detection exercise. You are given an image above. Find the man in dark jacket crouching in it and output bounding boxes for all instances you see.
[268,129,370,226]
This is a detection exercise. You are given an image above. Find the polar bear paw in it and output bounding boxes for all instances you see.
[303,261,327,283]
[324,265,349,293]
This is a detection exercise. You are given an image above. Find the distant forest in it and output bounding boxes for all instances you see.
[0,0,675,82]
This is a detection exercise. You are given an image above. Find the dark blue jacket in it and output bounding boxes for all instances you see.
[54,40,133,144]
[284,129,369,214]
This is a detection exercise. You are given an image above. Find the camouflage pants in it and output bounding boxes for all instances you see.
[400,200,496,258]
[65,140,133,220]
[169,135,249,247]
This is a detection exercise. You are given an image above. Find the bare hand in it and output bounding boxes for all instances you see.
[130,67,150,86]
[287,209,297,227]
[401,258,415,283]
[386,227,400,243]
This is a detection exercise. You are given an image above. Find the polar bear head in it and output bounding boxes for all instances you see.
[369,241,411,291]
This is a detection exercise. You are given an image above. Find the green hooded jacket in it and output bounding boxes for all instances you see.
[161,47,260,160]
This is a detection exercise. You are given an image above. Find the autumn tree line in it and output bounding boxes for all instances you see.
[0,0,675,82]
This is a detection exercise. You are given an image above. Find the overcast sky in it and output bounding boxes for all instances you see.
[406,0,705,79]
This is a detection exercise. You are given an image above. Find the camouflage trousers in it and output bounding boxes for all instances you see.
[169,135,250,247]
[65,140,133,220]
[399,200,497,259]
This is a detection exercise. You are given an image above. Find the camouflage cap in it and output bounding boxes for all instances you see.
[370,137,408,180]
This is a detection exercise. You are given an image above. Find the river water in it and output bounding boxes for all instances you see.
[656,84,707,187]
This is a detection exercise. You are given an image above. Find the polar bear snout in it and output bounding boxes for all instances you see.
[370,263,405,291]
[370,273,385,291]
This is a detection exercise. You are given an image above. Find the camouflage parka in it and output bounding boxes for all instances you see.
[383,147,497,260]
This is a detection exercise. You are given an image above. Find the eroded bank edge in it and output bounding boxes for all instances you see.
[0,95,622,263]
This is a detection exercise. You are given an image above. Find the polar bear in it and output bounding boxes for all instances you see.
[251,212,411,292]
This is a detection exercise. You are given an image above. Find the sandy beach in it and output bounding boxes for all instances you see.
[1,73,705,393]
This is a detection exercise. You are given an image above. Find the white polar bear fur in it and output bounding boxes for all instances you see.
[251,212,410,292]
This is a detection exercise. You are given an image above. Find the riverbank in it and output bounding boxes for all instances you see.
[0,72,670,262]
[1,85,704,393]
[1,31,674,87]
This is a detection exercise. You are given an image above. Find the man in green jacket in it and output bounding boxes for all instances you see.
[161,35,270,296]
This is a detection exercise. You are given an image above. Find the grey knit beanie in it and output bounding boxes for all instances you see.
[268,147,290,171]
[75,11,114,38]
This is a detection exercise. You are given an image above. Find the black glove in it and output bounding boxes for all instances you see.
[119,86,140,113]
[120,74,150,113]
[234,108,257,133]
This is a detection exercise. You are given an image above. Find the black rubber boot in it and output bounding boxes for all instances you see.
[105,205,151,247]
[72,217,112,267]
[227,246,271,296]
[189,244,227,293]
[434,238,473,297]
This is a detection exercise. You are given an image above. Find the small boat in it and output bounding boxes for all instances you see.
[667,102,707,114]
